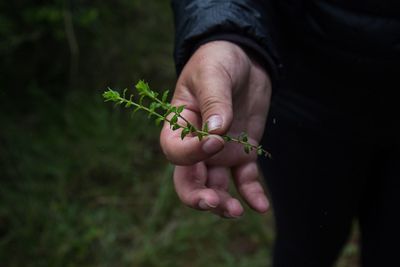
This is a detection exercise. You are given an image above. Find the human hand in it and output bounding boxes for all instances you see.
[160,41,271,218]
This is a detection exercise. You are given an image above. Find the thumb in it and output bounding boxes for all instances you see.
[190,66,233,135]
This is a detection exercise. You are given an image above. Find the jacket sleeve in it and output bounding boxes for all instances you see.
[171,0,280,86]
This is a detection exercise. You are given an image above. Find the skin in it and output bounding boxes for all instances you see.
[160,41,272,218]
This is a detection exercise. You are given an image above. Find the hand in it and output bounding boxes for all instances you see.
[160,41,272,218]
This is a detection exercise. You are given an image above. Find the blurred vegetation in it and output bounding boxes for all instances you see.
[0,1,358,266]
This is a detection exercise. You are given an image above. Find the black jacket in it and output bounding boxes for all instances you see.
[171,0,400,136]
[172,0,400,81]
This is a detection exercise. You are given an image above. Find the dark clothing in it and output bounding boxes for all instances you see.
[260,110,400,267]
[172,0,400,83]
[171,1,400,266]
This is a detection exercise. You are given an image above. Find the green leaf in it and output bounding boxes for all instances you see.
[155,117,164,126]
[202,122,209,133]
[102,89,120,102]
[223,136,232,142]
[162,90,169,102]
[149,102,157,113]
[172,124,180,131]
[135,80,150,95]
[170,114,178,125]
[188,125,196,133]
[197,132,203,141]
[244,145,251,154]
[181,128,190,140]
[177,105,185,114]
[239,132,248,142]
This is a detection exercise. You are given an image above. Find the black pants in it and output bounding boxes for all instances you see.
[259,62,400,266]
[260,112,400,266]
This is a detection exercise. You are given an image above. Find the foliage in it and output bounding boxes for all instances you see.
[103,80,271,157]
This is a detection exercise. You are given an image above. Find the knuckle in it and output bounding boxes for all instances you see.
[201,95,226,115]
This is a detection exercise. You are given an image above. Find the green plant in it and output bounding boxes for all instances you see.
[103,80,271,157]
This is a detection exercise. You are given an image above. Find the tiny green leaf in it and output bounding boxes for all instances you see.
[181,128,190,140]
[162,90,169,102]
[177,105,185,114]
[170,114,178,125]
[197,132,204,141]
[202,122,209,133]
[150,102,157,113]
[223,136,232,142]
[239,132,248,142]
[155,117,164,126]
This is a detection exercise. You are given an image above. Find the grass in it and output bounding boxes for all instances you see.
[0,87,278,267]
[0,85,360,266]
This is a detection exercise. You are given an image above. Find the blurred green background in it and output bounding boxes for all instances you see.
[0,1,358,266]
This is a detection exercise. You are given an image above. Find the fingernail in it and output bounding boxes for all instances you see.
[207,115,222,132]
[202,136,224,154]
[222,211,241,219]
[199,199,211,210]
[199,199,208,209]
[257,196,269,212]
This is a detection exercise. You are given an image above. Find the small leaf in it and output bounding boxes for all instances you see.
[150,102,157,113]
[244,145,251,154]
[162,90,169,102]
[123,88,128,99]
[188,124,196,133]
[155,117,164,126]
[136,80,151,96]
[202,122,209,133]
[103,88,120,102]
[172,124,180,131]
[223,136,232,142]
[170,115,178,125]
[242,133,248,142]
[181,128,190,140]
[197,132,203,141]
[177,105,185,114]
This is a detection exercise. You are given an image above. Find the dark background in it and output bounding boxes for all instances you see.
[0,1,358,266]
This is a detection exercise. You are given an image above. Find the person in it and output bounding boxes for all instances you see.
[160,1,400,266]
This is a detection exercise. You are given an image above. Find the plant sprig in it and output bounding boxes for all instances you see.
[103,80,271,158]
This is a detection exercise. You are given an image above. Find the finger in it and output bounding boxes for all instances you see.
[232,162,269,213]
[188,62,233,135]
[174,163,220,210]
[161,132,225,165]
[160,95,226,165]
[206,166,244,218]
